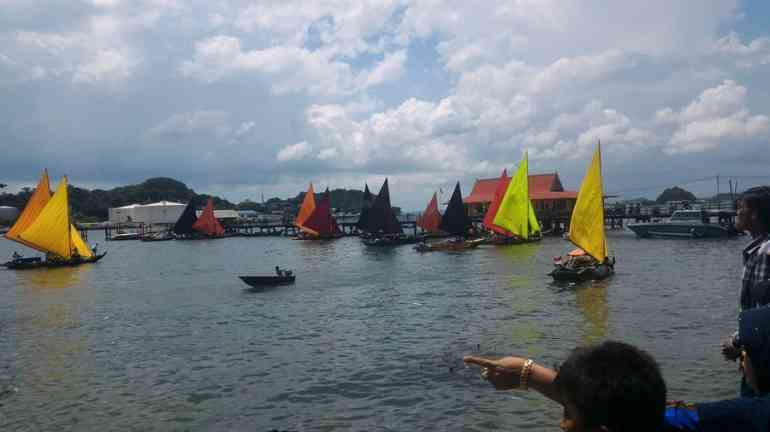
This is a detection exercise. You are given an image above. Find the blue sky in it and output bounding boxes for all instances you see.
[1,0,769,210]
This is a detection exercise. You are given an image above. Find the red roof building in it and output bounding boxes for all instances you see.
[464,173,578,219]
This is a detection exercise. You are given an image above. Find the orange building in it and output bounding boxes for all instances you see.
[464,173,578,220]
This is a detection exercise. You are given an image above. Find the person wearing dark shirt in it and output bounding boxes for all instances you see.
[722,186,770,397]
[666,305,770,431]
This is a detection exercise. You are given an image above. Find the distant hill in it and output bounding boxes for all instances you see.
[0,177,236,222]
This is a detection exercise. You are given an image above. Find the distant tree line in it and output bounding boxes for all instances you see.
[0,177,237,222]
[0,177,375,223]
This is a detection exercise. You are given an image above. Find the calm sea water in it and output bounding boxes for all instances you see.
[0,230,746,431]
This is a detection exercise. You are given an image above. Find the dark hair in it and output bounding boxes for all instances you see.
[554,341,666,432]
[739,186,770,231]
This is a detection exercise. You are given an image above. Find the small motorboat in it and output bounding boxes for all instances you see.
[239,273,295,289]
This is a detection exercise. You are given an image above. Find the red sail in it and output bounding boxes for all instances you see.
[482,169,513,236]
[302,188,340,237]
[192,198,225,237]
[417,192,442,233]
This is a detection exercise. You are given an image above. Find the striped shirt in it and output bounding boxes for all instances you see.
[740,235,770,310]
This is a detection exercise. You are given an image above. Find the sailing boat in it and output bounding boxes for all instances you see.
[173,199,199,238]
[414,182,482,252]
[3,171,107,269]
[355,183,373,232]
[301,188,342,239]
[549,143,614,282]
[193,198,225,237]
[359,179,418,246]
[416,192,443,235]
[485,152,542,245]
[173,198,225,239]
[294,183,318,239]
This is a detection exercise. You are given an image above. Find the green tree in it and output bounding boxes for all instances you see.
[656,186,696,204]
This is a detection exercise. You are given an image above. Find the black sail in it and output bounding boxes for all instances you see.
[356,183,373,230]
[364,179,403,235]
[439,182,472,236]
[173,200,198,235]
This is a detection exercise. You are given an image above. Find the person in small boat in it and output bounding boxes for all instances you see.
[554,248,597,269]
[275,266,284,277]
[464,340,667,432]
[12,251,22,261]
[91,243,99,254]
[721,186,770,396]
[666,305,770,431]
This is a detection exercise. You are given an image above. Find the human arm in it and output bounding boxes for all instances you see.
[463,355,561,404]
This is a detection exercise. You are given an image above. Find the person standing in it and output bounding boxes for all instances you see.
[722,186,770,396]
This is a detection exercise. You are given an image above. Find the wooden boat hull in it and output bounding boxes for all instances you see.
[363,235,421,246]
[481,235,542,245]
[239,275,296,288]
[3,252,107,270]
[414,238,483,252]
[549,263,613,282]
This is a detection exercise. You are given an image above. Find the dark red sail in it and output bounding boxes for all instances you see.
[417,192,442,233]
[302,188,341,237]
[192,198,225,237]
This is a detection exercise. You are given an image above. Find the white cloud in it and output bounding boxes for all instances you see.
[360,49,406,88]
[180,35,406,95]
[658,80,770,154]
[277,141,312,161]
[73,49,137,83]
[146,110,232,140]
[714,32,770,68]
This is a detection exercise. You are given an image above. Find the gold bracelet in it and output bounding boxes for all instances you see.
[520,359,534,390]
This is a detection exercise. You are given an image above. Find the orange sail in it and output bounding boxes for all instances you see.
[302,188,340,237]
[482,169,513,236]
[417,192,442,233]
[295,183,318,235]
[192,198,225,237]
[5,170,51,251]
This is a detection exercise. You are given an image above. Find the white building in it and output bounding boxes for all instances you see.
[196,209,240,222]
[108,201,186,224]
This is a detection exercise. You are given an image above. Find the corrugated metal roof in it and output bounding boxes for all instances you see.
[464,173,577,204]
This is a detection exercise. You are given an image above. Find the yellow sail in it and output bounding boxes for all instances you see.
[493,152,540,239]
[568,143,607,262]
[4,170,51,251]
[19,177,73,259]
[70,225,94,258]
[296,183,319,235]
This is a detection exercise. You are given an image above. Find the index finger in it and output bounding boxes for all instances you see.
[463,356,500,368]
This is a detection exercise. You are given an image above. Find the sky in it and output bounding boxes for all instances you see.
[1,0,769,211]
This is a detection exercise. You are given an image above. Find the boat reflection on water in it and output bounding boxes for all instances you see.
[575,280,609,345]
[17,265,90,290]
